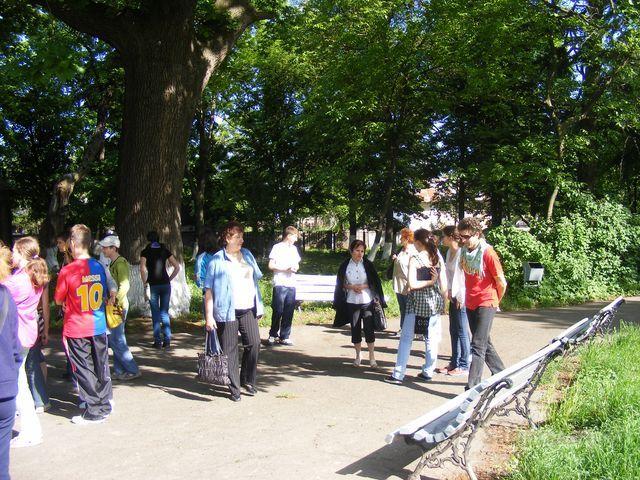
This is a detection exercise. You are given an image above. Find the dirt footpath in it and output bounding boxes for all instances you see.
[11,298,639,480]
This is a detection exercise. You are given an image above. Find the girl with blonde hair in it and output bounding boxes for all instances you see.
[2,237,50,447]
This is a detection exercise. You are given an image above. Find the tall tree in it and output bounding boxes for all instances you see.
[29,0,277,263]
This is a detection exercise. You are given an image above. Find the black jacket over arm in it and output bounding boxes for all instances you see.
[332,257,387,328]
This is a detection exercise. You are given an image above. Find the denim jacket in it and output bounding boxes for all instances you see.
[204,248,264,322]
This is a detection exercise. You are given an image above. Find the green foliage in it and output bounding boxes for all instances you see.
[0,5,121,233]
[508,325,640,480]
[488,193,640,309]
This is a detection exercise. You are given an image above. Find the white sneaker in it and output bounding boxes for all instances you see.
[353,357,361,367]
[71,414,107,425]
[267,336,277,346]
[121,372,142,381]
[279,338,294,346]
[34,403,51,414]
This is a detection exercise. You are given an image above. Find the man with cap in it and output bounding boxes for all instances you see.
[99,235,141,381]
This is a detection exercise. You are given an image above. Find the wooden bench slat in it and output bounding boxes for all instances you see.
[295,292,334,301]
[295,285,336,293]
[295,274,336,285]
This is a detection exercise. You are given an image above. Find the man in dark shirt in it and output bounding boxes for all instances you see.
[139,231,181,348]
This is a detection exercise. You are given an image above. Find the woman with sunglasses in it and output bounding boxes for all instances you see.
[457,217,507,389]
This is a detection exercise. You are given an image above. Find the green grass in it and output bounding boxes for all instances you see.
[506,323,640,480]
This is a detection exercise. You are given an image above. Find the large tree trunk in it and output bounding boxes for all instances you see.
[116,45,206,263]
[34,0,269,316]
[115,46,206,315]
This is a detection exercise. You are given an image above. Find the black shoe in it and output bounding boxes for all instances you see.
[151,341,162,349]
[417,372,433,381]
[162,341,171,349]
[384,375,403,385]
[242,384,257,396]
[230,394,241,402]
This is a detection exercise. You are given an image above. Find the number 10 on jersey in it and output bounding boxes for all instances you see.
[76,283,104,311]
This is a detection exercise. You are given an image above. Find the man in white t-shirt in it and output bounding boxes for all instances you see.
[267,226,301,346]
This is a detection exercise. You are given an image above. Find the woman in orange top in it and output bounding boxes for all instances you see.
[457,217,507,389]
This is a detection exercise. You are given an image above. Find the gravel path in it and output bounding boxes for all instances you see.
[10,297,638,480]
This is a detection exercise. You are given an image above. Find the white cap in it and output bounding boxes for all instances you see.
[99,235,120,248]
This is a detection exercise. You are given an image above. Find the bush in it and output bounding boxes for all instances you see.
[488,193,640,309]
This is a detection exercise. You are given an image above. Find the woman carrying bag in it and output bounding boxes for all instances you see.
[203,221,263,402]
[332,240,387,369]
[385,229,448,385]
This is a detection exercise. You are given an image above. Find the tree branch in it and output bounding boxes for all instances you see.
[198,1,274,85]
[30,0,129,51]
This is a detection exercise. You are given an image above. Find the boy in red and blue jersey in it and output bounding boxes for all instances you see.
[54,224,112,424]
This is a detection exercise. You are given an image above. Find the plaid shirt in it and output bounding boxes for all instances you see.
[406,253,445,317]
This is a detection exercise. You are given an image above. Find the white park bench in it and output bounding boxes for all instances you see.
[294,274,336,303]
[385,296,625,480]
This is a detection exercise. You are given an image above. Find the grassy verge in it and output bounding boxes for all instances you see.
[506,323,640,480]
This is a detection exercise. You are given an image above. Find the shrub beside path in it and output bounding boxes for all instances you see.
[11,298,640,480]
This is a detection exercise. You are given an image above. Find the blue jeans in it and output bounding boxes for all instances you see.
[26,344,49,408]
[269,286,296,340]
[108,319,139,375]
[392,312,441,380]
[396,293,408,330]
[149,283,171,343]
[0,397,15,480]
[449,300,471,370]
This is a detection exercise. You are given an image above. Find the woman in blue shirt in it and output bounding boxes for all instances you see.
[204,222,263,402]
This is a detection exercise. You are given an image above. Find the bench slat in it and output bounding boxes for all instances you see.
[295,285,336,293]
[295,292,335,301]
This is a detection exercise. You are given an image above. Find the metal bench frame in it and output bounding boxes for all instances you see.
[390,297,625,480]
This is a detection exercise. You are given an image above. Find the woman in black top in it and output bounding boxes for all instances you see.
[333,240,386,368]
[140,231,181,348]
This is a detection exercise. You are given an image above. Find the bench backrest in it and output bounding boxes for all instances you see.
[294,274,336,302]
[387,339,563,447]
[386,296,626,449]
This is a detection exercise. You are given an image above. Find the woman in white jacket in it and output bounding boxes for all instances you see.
[436,225,471,376]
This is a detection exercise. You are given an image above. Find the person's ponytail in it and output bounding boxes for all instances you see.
[14,237,50,289]
[25,257,49,289]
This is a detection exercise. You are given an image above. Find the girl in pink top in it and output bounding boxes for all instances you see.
[1,237,49,448]
[4,256,46,349]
